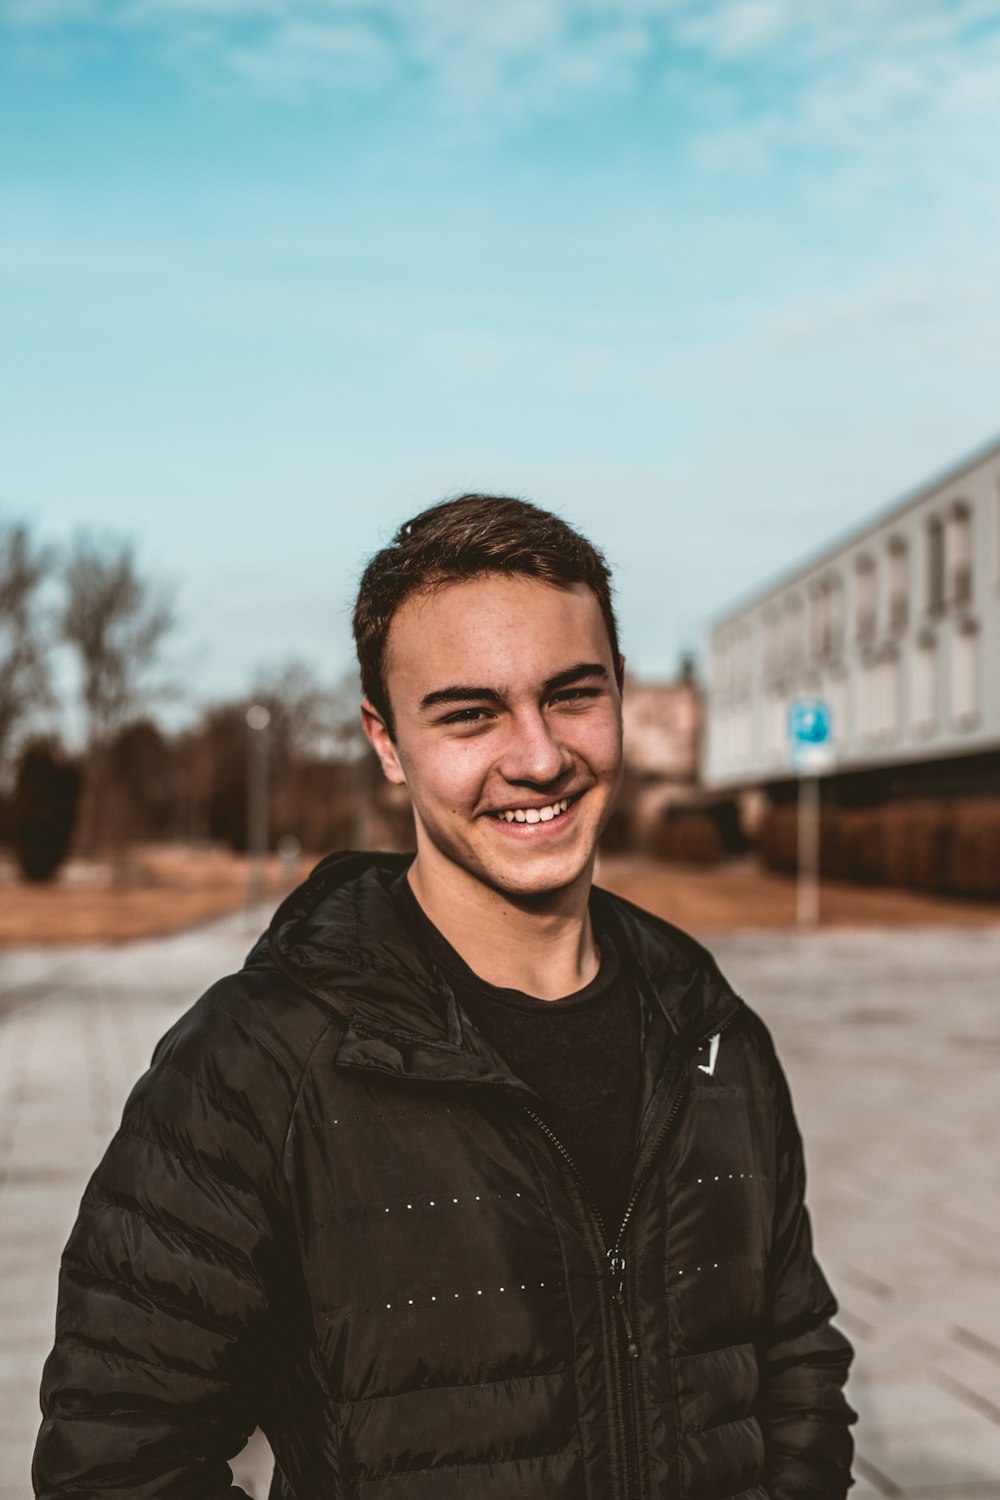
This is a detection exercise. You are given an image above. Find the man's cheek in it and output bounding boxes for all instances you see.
[579,722,623,772]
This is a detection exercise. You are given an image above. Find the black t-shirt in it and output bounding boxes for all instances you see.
[391,875,642,1239]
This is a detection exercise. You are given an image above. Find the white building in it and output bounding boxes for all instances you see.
[705,436,1000,794]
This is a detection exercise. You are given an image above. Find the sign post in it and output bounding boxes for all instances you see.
[796,774,820,928]
[787,698,833,929]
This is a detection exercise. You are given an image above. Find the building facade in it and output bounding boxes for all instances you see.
[705,437,1000,797]
[613,670,703,847]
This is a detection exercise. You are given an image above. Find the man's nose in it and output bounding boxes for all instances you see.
[498,709,573,786]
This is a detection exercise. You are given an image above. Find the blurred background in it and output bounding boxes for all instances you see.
[2,3,1000,1497]
[3,0,1000,925]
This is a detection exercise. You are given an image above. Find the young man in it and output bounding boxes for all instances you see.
[34,495,854,1499]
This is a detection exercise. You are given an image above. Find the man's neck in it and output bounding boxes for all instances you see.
[406,856,600,1002]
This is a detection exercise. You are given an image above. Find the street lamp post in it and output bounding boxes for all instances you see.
[246,704,271,911]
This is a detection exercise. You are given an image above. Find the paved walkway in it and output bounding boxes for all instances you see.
[2,918,998,1497]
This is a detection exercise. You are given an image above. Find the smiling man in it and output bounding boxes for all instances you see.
[362,568,624,996]
[35,495,854,1500]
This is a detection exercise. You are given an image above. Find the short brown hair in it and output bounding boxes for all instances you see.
[353,493,621,736]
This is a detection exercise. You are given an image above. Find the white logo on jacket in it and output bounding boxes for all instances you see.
[697,1033,721,1077]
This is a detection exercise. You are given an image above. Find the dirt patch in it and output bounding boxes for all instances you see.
[1,846,998,948]
[595,855,1000,934]
[0,845,305,948]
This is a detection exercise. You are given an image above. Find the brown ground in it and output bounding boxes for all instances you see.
[1,844,998,948]
[0,845,305,948]
[597,853,1000,932]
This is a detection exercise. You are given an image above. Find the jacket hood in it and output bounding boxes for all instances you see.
[248,852,741,1084]
[255,851,457,1043]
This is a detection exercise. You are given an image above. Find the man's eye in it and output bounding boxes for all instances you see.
[442,707,494,725]
[552,688,602,705]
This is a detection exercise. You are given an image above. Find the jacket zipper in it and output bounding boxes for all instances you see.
[520,1003,740,1500]
[520,1105,637,1500]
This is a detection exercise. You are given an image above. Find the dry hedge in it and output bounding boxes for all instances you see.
[758,799,1000,898]
[652,811,725,865]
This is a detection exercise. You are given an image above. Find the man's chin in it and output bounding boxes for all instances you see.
[411,816,600,905]
[477,848,596,904]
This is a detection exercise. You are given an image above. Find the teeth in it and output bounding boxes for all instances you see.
[497,798,570,824]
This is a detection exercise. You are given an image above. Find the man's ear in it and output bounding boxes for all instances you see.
[360,700,407,786]
[616,654,626,691]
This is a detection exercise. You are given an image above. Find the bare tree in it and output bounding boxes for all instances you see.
[249,657,340,768]
[249,660,371,765]
[59,534,174,852]
[0,520,52,773]
[246,661,385,850]
[60,534,174,751]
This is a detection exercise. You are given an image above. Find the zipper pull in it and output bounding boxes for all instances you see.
[607,1249,640,1359]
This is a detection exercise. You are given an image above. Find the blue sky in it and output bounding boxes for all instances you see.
[3,0,1000,717]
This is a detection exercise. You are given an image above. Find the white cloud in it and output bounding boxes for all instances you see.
[2,0,996,115]
[0,0,93,24]
[3,1,1000,200]
[768,275,941,352]
[219,18,392,97]
[123,0,285,17]
[672,0,793,59]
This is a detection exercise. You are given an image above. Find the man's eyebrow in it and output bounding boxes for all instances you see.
[418,663,608,714]
[544,662,609,692]
[419,685,505,712]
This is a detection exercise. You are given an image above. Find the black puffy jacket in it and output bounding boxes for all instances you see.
[35,852,854,1499]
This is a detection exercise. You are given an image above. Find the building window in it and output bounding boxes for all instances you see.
[733,701,753,762]
[808,581,824,660]
[811,574,843,660]
[912,634,937,734]
[766,691,785,759]
[828,574,845,657]
[857,654,877,740]
[951,621,979,726]
[886,535,908,632]
[876,651,900,741]
[946,501,972,607]
[855,554,876,644]
[926,517,945,614]
[763,607,781,686]
[713,632,732,705]
[826,672,847,749]
[737,623,753,700]
[783,592,804,678]
[857,652,899,741]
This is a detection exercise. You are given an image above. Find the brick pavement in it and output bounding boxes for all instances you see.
[2,918,998,1498]
[714,928,1000,1499]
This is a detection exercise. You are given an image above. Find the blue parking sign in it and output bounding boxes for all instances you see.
[788,698,831,746]
[788,698,833,772]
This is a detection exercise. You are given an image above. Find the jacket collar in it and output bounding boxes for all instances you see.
[254,851,742,1092]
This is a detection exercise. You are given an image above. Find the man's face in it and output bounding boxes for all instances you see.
[364,575,624,904]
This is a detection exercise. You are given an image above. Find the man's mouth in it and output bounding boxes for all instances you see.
[488,796,574,825]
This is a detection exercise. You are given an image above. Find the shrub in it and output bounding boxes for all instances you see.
[945,801,1000,897]
[758,796,1000,899]
[757,804,796,873]
[653,811,725,865]
[11,739,81,882]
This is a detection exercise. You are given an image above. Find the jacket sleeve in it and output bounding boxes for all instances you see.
[32,978,304,1499]
[759,1033,855,1500]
